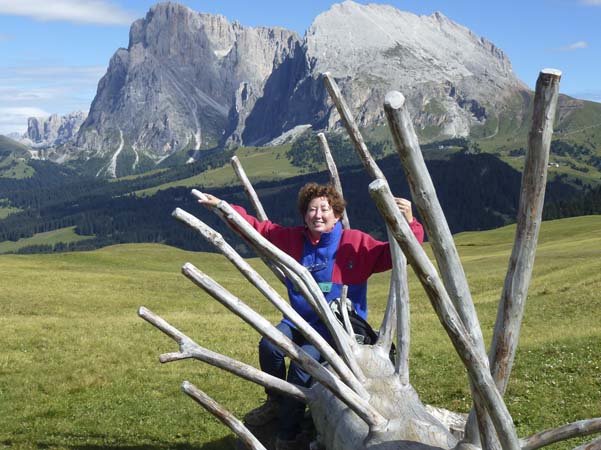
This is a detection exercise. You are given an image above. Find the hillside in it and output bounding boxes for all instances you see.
[0,134,34,179]
[2,147,594,255]
[0,215,599,449]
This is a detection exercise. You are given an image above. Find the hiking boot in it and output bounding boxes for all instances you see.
[243,396,279,426]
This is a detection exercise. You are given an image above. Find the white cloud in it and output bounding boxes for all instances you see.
[581,0,601,5]
[0,32,12,41]
[1,65,107,82]
[553,41,588,52]
[0,106,51,135]
[0,0,136,25]
[567,89,601,103]
[0,65,104,134]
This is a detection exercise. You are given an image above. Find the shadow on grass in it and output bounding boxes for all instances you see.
[68,437,238,450]
[1,436,239,450]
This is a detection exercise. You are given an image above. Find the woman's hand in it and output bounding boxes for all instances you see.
[193,190,221,208]
[394,197,414,223]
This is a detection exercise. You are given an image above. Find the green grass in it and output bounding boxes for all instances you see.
[0,158,35,179]
[0,216,600,449]
[135,145,303,196]
[0,226,94,254]
[0,205,21,219]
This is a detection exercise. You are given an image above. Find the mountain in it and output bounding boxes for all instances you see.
[28,1,599,178]
[69,2,301,177]
[55,1,526,174]
[22,111,87,152]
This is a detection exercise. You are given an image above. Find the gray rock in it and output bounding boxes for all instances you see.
[75,2,300,168]
[22,111,87,149]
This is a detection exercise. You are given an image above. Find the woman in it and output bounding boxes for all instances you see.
[198,183,424,450]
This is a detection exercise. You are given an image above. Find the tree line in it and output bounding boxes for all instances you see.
[2,151,596,255]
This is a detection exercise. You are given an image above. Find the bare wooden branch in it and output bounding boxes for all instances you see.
[375,227,410,385]
[138,306,310,403]
[369,179,520,450]
[231,155,268,221]
[322,75,412,385]
[383,89,495,449]
[317,132,350,229]
[171,207,367,397]
[489,69,562,395]
[204,198,366,383]
[322,72,386,181]
[520,417,601,450]
[182,381,268,450]
[182,262,388,430]
[191,187,286,285]
[390,232,410,383]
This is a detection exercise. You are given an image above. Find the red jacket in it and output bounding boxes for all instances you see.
[233,204,424,335]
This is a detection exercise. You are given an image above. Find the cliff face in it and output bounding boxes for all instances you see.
[63,1,532,176]
[303,1,528,135]
[75,2,301,166]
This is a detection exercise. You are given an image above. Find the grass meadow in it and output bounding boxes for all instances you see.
[0,227,94,254]
[1,216,600,450]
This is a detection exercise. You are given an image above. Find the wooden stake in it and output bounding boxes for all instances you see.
[520,417,601,450]
[383,89,496,449]
[489,69,562,395]
[369,179,520,450]
[231,155,268,221]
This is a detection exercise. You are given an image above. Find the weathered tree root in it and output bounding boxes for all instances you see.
[139,69,601,450]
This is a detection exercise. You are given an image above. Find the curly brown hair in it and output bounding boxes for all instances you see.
[297,183,346,218]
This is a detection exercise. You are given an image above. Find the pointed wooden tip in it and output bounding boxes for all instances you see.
[182,262,195,275]
[384,91,406,110]
[190,189,205,200]
[369,178,387,191]
[541,68,562,78]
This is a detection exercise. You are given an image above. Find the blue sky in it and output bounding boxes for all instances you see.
[0,0,599,135]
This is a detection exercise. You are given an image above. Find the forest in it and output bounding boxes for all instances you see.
[2,149,598,255]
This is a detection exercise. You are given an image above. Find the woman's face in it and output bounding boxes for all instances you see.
[304,196,340,238]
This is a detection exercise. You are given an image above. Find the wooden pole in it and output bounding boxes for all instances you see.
[317,132,351,229]
[182,381,268,450]
[230,155,268,221]
[383,90,496,449]
[369,179,520,450]
[519,417,601,450]
[322,73,410,381]
[322,72,386,181]
[489,69,562,395]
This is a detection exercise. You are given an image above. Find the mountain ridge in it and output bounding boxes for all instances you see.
[7,0,600,180]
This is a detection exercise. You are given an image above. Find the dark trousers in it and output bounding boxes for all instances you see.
[259,321,321,440]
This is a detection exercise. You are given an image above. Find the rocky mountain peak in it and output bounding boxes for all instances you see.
[22,111,87,149]
[74,1,301,176]
[57,1,534,177]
